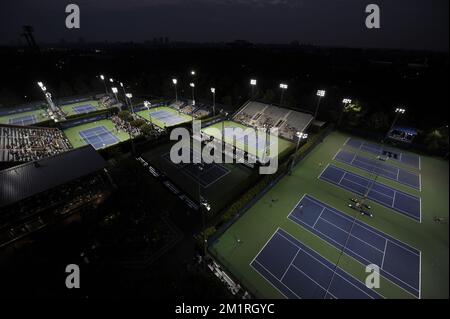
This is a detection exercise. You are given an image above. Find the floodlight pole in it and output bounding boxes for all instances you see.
[279,84,288,106]
[211,88,216,117]
[172,79,178,102]
[100,75,108,94]
[190,83,196,106]
[314,90,326,119]
[386,108,405,139]
[250,79,257,98]
[338,98,352,128]
[289,132,308,175]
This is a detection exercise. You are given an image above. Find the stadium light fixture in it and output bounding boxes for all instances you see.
[343,98,352,104]
[289,132,308,174]
[37,82,44,88]
[211,88,216,116]
[120,82,123,87]
[190,83,195,105]
[111,87,119,104]
[314,89,326,119]
[250,79,258,98]
[279,83,288,106]
[109,78,114,83]
[386,107,407,139]
[338,98,352,127]
[172,79,178,102]
[99,75,108,94]
[317,90,326,97]
[125,93,134,113]
[191,70,196,76]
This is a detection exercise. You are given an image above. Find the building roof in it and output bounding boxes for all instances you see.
[0,145,106,208]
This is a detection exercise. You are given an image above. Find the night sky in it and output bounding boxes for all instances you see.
[0,0,448,51]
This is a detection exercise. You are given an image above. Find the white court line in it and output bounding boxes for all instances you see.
[319,174,420,223]
[305,194,420,256]
[250,260,293,299]
[381,240,388,269]
[419,251,422,299]
[343,136,351,146]
[288,214,419,296]
[317,215,385,254]
[290,263,338,299]
[280,249,300,282]
[312,207,326,228]
[277,230,380,299]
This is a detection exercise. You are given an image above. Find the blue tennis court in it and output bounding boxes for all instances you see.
[319,165,421,222]
[150,110,189,126]
[162,148,230,188]
[288,195,421,298]
[251,228,382,299]
[9,115,37,126]
[79,126,119,150]
[73,104,97,114]
[334,149,421,190]
[345,137,421,169]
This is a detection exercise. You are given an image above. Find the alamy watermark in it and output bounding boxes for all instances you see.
[65,4,381,30]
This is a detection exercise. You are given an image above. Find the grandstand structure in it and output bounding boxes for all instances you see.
[0,124,72,163]
[233,101,314,141]
[0,146,109,248]
[169,100,211,119]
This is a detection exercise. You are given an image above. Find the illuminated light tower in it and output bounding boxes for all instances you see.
[119,82,127,100]
[289,132,308,175]
[315,89,326,119]
[338,98,352,127]
[211,87,216,117]
[37,82,58,113]
[172,78,178,102]
[387,107,406,139]
[250,79,257,98]
[200,195,211,266]
[190,83,196,106]
[99,75,108,94]
[125,93,134,113]
[111,87,119,103]
[144,100,154,127]
[279,83,288,106]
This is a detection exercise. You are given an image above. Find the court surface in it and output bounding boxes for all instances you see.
[319,165,421,222]
[79,126,119,150]
[288,195,421,298]
[150,110,189,127]
[251,228,383,299]
[8,115,37,126]
[345,138,421,169]
[162,149,230,188]
[223,129,275,152]
[334,149,421,190]
[73,104,97,114]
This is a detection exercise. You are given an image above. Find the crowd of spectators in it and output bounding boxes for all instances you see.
[0,174,108,248]
[233,102,314,141]
[111,115,141,137]
[0,125,72,162]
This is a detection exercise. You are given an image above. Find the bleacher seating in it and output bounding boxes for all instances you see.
[0,125,72,162]
[233,101,314,141]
